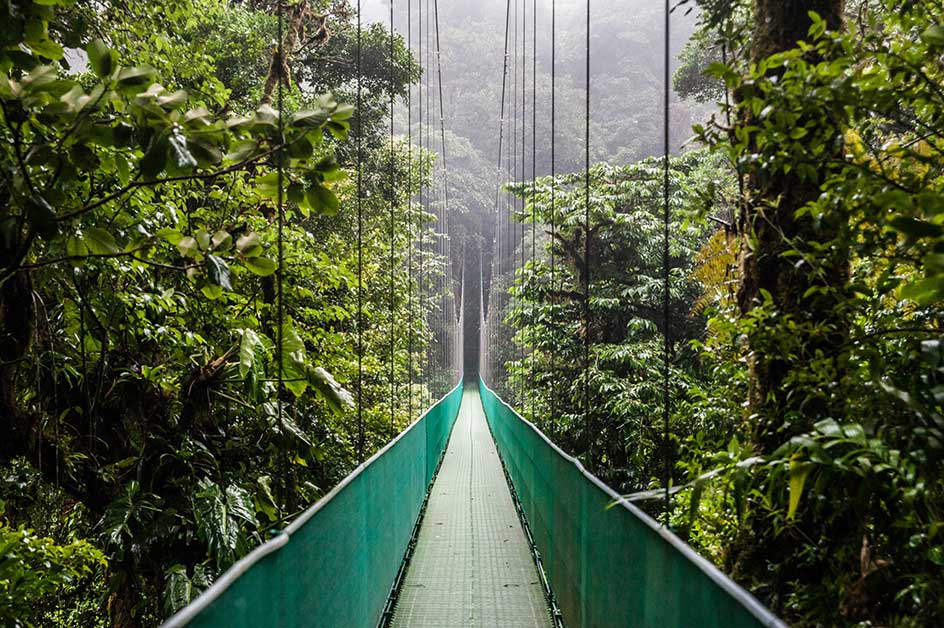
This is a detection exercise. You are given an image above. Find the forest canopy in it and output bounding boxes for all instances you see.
[2,0,943,626]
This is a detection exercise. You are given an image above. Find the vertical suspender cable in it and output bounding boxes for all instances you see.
[275,0,288,507]
[433,0,449,386]
[418,0,424,405]
[424,0,431,404]
[355,0,365,463]
[513,0,520,397]
[583,0,591,464]
[530,0,536,425]
[662,0,672,527]
[407,0,414,421]
[549,0,556,433]
[519,0,526,403]
[494,0,511,384]
[389,0,396,434]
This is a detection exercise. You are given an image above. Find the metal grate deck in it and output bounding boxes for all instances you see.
[390,387,552,627]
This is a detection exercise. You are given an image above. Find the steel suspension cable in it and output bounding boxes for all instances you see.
[433,0,449,386]
[582,0,591,464]
[424,0,432,404]
[549,0,556,434]
[512,0,528,404]
[389,0,397,435]
[529,0,536,425]
[407,0,414,421]
[512,0,519,396]
[493,0,512,384]
[661,0,672,527]
[420,0,427,405]
[418,0,424,406]
[275,0,288,507]
[355,0,365,463]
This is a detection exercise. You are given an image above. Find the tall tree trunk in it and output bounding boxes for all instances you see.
[729,1,851,612]
[738,0,847,453]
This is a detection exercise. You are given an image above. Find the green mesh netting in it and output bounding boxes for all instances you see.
[478,378,785,628]
[165,381,463,628]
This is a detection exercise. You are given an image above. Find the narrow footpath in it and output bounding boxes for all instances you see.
[391,387,552,627]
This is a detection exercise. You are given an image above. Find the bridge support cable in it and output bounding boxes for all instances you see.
[406,0,414,422]
[356,0,365,463]
[661,0,673,528]
[581,0,591,467]
[389,0,397,436]
[491,0,512,389]
[529,0,537,426]
[274,0,290,511]
[548,0,557,437]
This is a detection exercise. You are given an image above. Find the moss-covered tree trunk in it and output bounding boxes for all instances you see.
[730,0,851,614]
[738,0,847,452]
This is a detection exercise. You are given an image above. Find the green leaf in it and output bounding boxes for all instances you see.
[280,321,308,396]
[921,25,944,48]
[156,228,184,245]
[83,227,120,255]
[253,172,279,199]
[206,255,233,290]
[211,230,232,251]
[305,184,339,216]
[307,366,354,414]
[176,236,199,257]
[201,284,223,300]
[116,66,157,93]
[236,232,263,257]
[225,140,258,163]
[787,457,813,520]
[243,256,277,276]
[238,329,264,380]
[225,486,256,525]
[86,39,114,77]
[163,565,193,616]
[66,235,88,259]
[290,109,328,129]
[254,476,278,522]
[900,277,944,305]
[192,479,239,570]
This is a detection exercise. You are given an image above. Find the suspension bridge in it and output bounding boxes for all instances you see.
[165,0,787,626]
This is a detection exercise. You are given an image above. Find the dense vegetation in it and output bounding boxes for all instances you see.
[1,0,460,625]
[2,0,943,626]
[489,1,944,626]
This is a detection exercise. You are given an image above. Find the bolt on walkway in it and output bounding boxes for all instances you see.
[391,387,552,627]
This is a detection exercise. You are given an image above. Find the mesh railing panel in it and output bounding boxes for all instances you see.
[165,381,464,628]
[478,377,785,628]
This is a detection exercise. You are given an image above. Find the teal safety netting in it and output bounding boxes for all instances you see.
[164,380,463,628]
[478,377,786,628]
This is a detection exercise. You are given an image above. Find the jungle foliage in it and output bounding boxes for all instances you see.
[1,0,451,625]
[490,1,944,626]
